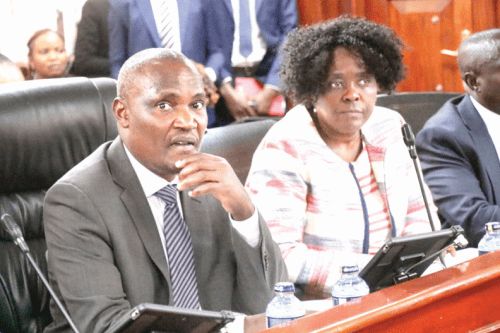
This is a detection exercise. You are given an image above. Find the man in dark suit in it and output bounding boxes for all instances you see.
[107,0,223,80]
[416,29,500,247]
[71,0,111,77]
[213,0,298,122]
[43,48,287,333]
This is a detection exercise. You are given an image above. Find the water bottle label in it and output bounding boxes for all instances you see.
[479,250,489,256]
[341,265,359,274]
[267,315,304,328]
[333,295,360,306]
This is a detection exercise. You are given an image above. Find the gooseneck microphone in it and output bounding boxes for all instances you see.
[0,214,81,333]
[401,124,447,268]
[401,124,436,232]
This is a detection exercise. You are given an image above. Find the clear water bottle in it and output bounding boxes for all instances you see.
[265,282,305,328]
[332,264,370,306]
[478,222,500,255]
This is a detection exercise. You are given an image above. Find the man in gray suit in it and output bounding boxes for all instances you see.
[43,48,287,333]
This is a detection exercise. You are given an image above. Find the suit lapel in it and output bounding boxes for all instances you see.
[221,0,232,15]
[458,95,500,202]
[136,0,162,47]
[107,138,173,286]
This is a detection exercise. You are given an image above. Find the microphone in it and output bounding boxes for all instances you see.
[401,124,447,267]
[0,214,81,333]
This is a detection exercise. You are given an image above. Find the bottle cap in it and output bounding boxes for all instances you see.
[340,265,359,275]
[485,222,500,233]
[274,282,295,293]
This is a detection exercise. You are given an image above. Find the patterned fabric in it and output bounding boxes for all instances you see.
[245,105,440,298]
[155,185,201,309]
[158,0,175,48]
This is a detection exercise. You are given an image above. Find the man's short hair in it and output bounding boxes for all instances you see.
[117,48,198,100]
[457,29,500,76]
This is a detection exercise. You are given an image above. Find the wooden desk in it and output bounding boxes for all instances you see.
[264,251,500,333]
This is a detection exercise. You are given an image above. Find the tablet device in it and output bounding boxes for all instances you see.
[105,303,235,333]
[359,225,464,292]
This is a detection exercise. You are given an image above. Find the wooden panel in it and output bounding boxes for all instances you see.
[472,0,497,31]
[364,0,390,24]
[263,251,500,333]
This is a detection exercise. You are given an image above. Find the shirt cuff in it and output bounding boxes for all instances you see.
[222,313,246,333]
[229,208,260,247]
[205,67,217,83]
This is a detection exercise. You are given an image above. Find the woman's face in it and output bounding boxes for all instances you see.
[314,47,379,141]
[29,31,68,79]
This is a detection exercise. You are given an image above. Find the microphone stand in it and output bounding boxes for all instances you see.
[401,124,447,268]
[1,214,81,333]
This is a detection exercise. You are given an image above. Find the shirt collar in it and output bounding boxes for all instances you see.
[123,144,177,198]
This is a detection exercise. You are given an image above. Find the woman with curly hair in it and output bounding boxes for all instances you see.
[245,15,440,299]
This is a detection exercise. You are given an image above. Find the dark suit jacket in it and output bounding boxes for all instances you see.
[71,0,111,77]
[43,137,287,333]
[108,0,224,80]
[214,0,298,87]
[416,95,500,247]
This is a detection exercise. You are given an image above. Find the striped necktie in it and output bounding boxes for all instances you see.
[155,185,201,309]
[239,0,252,58]
[159,0,175,49]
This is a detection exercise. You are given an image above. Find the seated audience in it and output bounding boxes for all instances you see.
[245,16,439,299]
[43,48,287,333]
[0,53,25,84]
[27,29,70,80]
[416,29,500,248]
[71,0,111,77]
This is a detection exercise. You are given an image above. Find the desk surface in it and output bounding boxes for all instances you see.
[264,249,500,333]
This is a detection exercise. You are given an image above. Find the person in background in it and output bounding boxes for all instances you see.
[212,0,298,124]
[43,48,287,333]
[27,29,70,80]
[107,0,223,127]
[71,0,111,78]
[0,53,25,84]
[245,15,439,300]
[416,29,500,248]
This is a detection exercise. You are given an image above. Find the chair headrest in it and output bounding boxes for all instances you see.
[0,77,117,193]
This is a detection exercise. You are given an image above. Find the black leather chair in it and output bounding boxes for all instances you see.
[0,76,277,333]
[376,92,463,134]
[0,77,118,333]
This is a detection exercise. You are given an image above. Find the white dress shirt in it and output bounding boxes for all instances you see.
[150,0,182,53]
[123,144,261,264]
[470,96,500,163]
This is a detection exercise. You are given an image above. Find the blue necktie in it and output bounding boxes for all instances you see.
[239,0,252,58]
[159,0,175,48]
[155,185,201,309]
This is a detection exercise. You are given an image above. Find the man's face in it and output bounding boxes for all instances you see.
[475,58,500,114]
[115,59,208,181]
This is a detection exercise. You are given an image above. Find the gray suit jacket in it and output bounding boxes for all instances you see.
[43,137,287,333]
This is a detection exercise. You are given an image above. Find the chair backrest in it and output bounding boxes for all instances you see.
[0,77,117,333]
[201,119,277,184]
[376,92,463,134]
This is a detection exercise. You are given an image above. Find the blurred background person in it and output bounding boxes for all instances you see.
[245,16,439,300]
[71,0,110,77]
[107,0,223,127]
[27,29,70,80]
[0,53,25,84]
[212,0,298,125]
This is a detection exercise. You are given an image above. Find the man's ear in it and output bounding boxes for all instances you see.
[463,72,479,92]
[113,97,130,129]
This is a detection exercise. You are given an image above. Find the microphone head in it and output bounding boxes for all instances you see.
[401,123,416,147]
[0,214,23,241]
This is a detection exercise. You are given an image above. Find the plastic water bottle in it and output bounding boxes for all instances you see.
[478,222,500,255]
[265,282,305,328]
[332,264,370,306]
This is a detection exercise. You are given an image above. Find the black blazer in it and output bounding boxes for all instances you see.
[416,94,500,247]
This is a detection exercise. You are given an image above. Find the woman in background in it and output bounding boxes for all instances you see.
[27,29,70,80]
[245,15,440,299]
